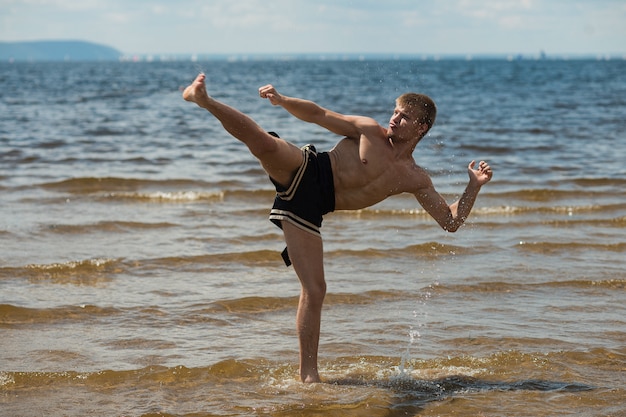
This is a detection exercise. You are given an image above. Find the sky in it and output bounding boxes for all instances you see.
[1,0,625,57]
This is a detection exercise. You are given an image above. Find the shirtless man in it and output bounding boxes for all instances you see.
[183,73,493,383]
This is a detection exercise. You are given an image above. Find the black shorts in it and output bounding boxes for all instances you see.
[269,144,335,265]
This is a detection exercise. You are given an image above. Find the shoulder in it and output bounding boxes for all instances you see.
[356,116,387,139]
[335,114,380,130]
[357,116,383,131]
[337,115,385,141]
[323,112,381,139]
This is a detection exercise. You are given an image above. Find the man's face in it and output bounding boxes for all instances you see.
[388,103,426,140]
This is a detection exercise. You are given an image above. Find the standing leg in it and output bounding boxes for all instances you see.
[183,73,302,187]
[282,221,326,383]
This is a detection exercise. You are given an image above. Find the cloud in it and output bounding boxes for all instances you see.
[2,0,106,11]
[0,0,624,55]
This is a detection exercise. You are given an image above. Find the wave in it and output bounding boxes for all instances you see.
[38,177,215,193]
[517,240,626,253]
[10,177,625,218]
[200,295,298,315]
[334,203,625,219]
[3,234,623,285]
[198,290,421,316]
[0,360,606,417]
[134,245,472,273]
[0,303,120,327]
[438,278,626,295]
[100,190,226,202]
[330,242,474,259]
[0,254,278,283]
[42,220,179,234]
[569,177,626,187]
[83,127,127,136]
[489,187,625,202]
[0,286,431,328]
[474,217,626,234]
[0,350,604,393]
[11,273,622,325]
[0,258,121,285]
[24,177,275,203]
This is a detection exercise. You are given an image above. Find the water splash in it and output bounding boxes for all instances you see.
[395,285,435,379]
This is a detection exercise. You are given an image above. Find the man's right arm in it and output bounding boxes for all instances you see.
[259,84,363,139]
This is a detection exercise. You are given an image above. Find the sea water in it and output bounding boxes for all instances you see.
[1,58,625,416]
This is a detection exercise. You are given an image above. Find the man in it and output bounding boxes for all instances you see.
[183,73,493,383]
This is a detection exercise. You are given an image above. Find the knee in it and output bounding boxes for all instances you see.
[301,280,326,306]
[249,133,279,158]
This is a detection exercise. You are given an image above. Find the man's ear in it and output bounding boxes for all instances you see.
[416,122,430,138]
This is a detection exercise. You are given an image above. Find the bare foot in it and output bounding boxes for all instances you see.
[302,374,322,383]
[183,73,209,106]
[301,369,322,383]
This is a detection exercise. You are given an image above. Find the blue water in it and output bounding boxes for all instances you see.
[0,58,625,416]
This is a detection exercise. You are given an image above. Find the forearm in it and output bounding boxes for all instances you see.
[419,160,492,232]
[277,96,327,124]
[447,183,482,231]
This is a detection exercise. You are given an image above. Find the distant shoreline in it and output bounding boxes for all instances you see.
[1,41,623,63]
[0,40,121,62]
[117,52,624,63]
[3,54,624,63]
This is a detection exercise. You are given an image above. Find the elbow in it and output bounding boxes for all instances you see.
[441,214,468,233]
[441,220,461,233]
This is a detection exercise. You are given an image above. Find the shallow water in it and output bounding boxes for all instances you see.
[1,59,625,416]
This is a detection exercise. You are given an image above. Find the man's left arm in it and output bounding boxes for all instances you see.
[415,160,493,232]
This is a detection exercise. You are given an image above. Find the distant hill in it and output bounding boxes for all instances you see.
[0,40,122,62]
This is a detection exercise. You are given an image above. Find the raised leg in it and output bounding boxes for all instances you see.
[184,74,327,383]
[183,73,303,187]
[282,221,326,383]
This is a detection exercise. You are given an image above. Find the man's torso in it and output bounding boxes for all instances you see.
[328,129,431,211]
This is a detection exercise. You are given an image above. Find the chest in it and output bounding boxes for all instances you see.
[338,133,390,169]
[333,136,410,188]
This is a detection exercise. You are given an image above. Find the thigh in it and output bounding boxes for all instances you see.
[259,137,305,188]
[281,221,325,292]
